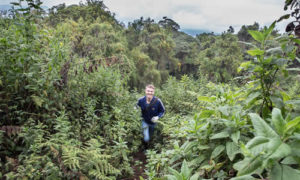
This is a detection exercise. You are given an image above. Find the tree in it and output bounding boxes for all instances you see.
[237,22,259,41]
[198,33,243,82]
[46,0,119,27]
[227,26,234,33]
[129,48,161,89]
[158,16,180,32]
[126,17,179,86]
[172,31,201,77]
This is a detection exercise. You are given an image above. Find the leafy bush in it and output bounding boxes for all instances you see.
[233,108,300,179]
[0,1,142,179]
[156,75,207,115]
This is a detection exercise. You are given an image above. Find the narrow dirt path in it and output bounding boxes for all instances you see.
[122,150,147,180]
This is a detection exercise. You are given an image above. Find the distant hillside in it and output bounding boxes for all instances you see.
[181,29,213,36]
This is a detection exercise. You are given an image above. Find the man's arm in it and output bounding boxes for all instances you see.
[136,97,143,109]
[157,99,165,118]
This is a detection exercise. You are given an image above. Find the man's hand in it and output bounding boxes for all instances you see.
[151,116,159,123]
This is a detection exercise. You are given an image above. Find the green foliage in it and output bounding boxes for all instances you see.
[238,21,298,118]
[47,0,119,27]
[146,83,251,179]
[1,0,300,179]
[197,33,243,82]
[234,108,300,179]
[126,17,179,88]
[165,160,200,180]
[0,1,141,178]
[129,48,161,89]
[158,16,180,32]
[156,75,206,114]
[0,0,50,125]
[172,31,200,77]
[237,22,260,42]
[80,21,128,58]
[10,105,131,179]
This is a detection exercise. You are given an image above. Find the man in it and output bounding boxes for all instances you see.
[137,84,165,150]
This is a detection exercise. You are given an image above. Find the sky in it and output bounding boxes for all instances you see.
[1,0,292,34]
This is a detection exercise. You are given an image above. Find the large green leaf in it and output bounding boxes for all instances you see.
[226,142,240,161]
[264,21,276,38]
[231,131,240,144]
[247,49,264,56]
[246,136,269,155]
[245,91,261,105]
[270,163,300,180]
[181,141,198,154]
[237,156,263,176]
[190,172,200,180]
[167,167,182,179]
[210,131,229,139]
[240,143,252,157]
[181,160,191,179]
[267,137,282,153]
[248,30,264,43]
[290,140,300,156]
[249,113,278,137]
[211,145,225,159]
[271,108,286,136]
[270,162,284,180]
[231,175,256,180]
[285,117,300,134]
[268,142,291,161]
[189,155,205,168]
[165,175,178,180]
[281,156,298,165]
[233,158,248,171]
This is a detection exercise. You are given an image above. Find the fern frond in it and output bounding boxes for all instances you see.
[62,145,81,170]
[89,169,114,180]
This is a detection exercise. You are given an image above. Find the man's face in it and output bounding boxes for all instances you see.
[145,87,155,99]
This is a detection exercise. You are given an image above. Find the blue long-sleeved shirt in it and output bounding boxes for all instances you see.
[137,96,165,124]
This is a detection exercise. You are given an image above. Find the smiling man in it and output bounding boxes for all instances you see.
[137,84,165,150]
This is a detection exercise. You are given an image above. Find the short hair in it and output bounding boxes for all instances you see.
[145,84,155,89]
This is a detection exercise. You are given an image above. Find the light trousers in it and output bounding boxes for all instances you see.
[142,120,156,142]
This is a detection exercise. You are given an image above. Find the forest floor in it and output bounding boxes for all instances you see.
[122,150,147,180]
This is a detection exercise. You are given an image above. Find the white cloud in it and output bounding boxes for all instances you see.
[103,0,289,33]
[3,0,291,33]
[41,0,81,6]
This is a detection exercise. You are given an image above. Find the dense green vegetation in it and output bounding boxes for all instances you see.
[1,0,300,179]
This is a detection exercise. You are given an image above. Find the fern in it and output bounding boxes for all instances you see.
[81,139,120,178]
[62,145,81,170]
[89,169,113,180]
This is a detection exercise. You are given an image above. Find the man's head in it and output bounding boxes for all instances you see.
[145,84,155,100]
